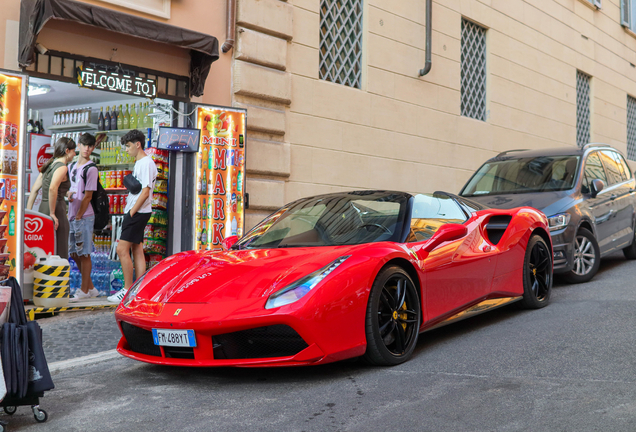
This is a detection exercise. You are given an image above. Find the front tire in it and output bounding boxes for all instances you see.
[519,234,552,309]
[363,266,421,366]
[563,228,600,284]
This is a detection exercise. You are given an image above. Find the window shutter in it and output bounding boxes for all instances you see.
[621,0,630,27]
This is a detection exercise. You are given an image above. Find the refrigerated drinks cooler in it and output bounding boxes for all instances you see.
[193,106,246,251]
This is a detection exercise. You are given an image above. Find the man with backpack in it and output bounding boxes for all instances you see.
[68,133,99,300]
[108,129,157,303]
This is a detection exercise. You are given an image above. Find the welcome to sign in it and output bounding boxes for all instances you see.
[77,67,157,98]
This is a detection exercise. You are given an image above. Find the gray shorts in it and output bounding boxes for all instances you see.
[69,215,95,257]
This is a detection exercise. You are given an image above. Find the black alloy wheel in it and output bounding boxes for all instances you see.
[519,234,552,309]
[363,266,421,366]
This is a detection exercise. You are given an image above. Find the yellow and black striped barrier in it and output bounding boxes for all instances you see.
[33,289,70,299]
[34,277,69,287]
[32,285,69,294]
[34,264,70,277]
[26,303,117,320]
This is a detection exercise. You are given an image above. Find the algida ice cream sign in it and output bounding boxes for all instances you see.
[77,67,157,98]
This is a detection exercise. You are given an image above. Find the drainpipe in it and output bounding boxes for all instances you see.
[222,0,237,53]
[418,0,432,76]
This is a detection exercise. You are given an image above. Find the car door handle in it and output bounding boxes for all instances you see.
[610,194,617,200]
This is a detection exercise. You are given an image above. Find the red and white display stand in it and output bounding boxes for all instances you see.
[23,210,56,300]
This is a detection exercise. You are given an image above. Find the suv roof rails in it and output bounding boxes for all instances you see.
[496,149,530,157]
[582,143,611,150]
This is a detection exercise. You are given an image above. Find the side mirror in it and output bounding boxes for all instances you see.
[222,235,239,250]
[422,223,468,253]
[590,179,604,198]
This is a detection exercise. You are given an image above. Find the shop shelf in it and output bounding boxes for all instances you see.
[48,123,99,132]
[95,128,150,136]
[104,188,128,192]
[99,163,135,168]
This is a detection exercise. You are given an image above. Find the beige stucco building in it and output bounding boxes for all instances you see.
[4,0,636,230]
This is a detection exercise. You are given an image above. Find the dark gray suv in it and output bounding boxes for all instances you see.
[460,144,636,283]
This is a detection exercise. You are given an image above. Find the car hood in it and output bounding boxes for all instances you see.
[464,190,574,217]
[137,246,359,304]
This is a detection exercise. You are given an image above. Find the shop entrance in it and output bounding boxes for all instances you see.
[25,76,174,303]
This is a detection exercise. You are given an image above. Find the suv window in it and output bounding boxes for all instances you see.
[582,152,607,194]
[599,150,623,185]
[613,152,632,182]
[618,154,633,180]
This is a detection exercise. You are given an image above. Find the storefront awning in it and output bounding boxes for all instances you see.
[18,0,219,97]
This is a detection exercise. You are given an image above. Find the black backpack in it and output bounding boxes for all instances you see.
[70,161,110,231]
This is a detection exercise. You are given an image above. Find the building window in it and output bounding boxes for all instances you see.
[319,0,363,89]
[576,71,591,148]
[586,0,602,8]
[622,0,636,30]
[627,95,636,161]
[460,19,487,121]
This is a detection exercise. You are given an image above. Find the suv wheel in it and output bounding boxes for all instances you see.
[563,228,600,283]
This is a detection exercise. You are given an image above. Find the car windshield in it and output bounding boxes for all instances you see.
[233,191,409,249]
[461,155,581,197]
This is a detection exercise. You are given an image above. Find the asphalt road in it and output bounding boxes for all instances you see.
[4,252,636,432]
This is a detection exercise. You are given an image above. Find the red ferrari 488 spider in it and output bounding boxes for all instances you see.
[115,191,552,367]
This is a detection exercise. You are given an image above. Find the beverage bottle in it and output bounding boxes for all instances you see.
[208,145,213,169]
[202,172,207,195]
[38,112,45,135]
[117,105,123,130]
[123,104,130,129]
[34,110,41,133]
[98,107,105,131]
[237,170,243,192]
[27,109,34,133]
[104,106,111,131]
[143,102,150,128]
[53,110,58,126]
[8,206,15,236]
[202,198,207,219]
[231,216,237,236]
[201,227,207,245]
[111,106,118,130]
[207,171,213,195]
[130,104,137,129]
[208,199,213,222]
[136,103,142,128]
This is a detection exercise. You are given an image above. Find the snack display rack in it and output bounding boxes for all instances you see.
[143,148,169,269]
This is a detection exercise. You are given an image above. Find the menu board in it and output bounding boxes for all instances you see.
[194,106,246,250]
[0,72,25,279]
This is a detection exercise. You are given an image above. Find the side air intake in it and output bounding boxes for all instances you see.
[485,215,512,245]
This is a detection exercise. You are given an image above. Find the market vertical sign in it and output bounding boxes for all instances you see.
[77,67,157,98]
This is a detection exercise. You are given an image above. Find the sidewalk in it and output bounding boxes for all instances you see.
[37,309,122,363]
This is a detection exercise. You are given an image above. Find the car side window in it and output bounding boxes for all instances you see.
[407,195,467,242]
[581,152,607,194]
[614,152,633,181]
[599,150,623,185]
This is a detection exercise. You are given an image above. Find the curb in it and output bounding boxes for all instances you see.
[49,350,120,373]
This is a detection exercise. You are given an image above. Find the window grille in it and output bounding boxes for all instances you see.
[460,19,487,121]
[627,95,636,161]
[576,71,591,148]
[319,0,363,89]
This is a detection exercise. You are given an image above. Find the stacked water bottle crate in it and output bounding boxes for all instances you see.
[69,236,124,297]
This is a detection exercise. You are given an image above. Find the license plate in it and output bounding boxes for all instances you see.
[152,329,197,347]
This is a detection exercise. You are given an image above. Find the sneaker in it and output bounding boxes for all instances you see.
[108,288,128,304]
[70,287,100,301]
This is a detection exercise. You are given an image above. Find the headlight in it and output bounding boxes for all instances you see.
[547,213,571,232]
[265,256,350,309]
[122,271,149,307]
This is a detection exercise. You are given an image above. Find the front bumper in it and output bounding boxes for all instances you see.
[550,227,575,273]
[115,301,365,367]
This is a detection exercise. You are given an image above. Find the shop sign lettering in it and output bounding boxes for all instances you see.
[77,67,157,98]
